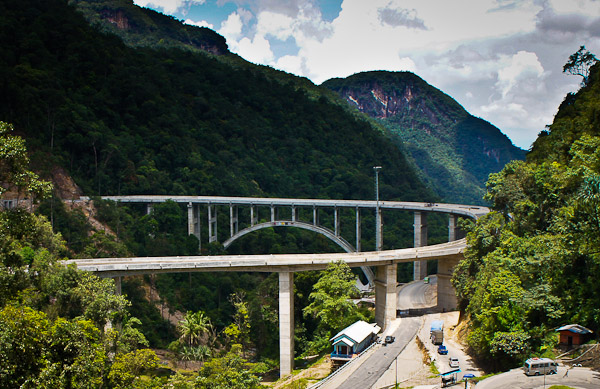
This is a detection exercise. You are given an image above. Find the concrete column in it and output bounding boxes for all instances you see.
[375,207,383,251]
[208,205,217,243]
[271,205,275,222]
[146,204,153,215]
[250,205,258,226]
[187,203,201,250]
[313,206,319,225]
[187,202,194,236]
[448,214,460,242]
[291,206,297,222]
[230,205,238,237]
[355,207,361,252]
[279,272,294,377]
[413,211,428,280]
[375,264,397,330]
[114,276,122,295]
[437,256,460,311]
[334,207,340,236]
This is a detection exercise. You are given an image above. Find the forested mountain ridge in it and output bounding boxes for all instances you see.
[70,0,229,55]
[323,71,526,204]
[453,60,600,371]
[1,0,431,203]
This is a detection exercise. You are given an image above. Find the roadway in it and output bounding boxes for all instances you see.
[62,240,466,277]
[94,195,490,219]
[336,317,422,389]
[397,276,436,310]
[318,279,433,389]
[475,366,600,388]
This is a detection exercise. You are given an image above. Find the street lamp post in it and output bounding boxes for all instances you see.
[373,166,382,251]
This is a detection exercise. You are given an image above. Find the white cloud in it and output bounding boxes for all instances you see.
[134,0,205,15]
[139,0,600,148]
[496,51,546,98]
[218,11,245,41]
[236,34,274,64]
[275,55,306,76]
[184,19,213,29]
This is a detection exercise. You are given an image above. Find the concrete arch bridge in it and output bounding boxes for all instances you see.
[66,195,488,376]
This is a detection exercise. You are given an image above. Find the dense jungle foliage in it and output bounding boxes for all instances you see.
[323,71,526,205]
[0,121,372,389]
[453,60,600,371]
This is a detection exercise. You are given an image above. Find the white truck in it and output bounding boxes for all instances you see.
[430,320,444,345]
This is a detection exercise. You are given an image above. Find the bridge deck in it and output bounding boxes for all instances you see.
[92,195,489,218]
[64,239,465,277]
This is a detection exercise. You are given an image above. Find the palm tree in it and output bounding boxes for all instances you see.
[178,310,212,347]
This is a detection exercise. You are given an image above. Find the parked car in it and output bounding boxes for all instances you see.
[438,345,448,355]
[385,335,395,344]
[449,357,459,368]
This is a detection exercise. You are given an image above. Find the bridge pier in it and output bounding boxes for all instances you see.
[437,256,460,311]
[230,205,239,237]
[187,203,201,250]
[448,214,461,242]
[114,276,122,295]
[413,211,428,280]
[250,205,258,226]
[375,264,397,330]
[208,205,217,243]
[279,272,294,377]
[355,207,361,252]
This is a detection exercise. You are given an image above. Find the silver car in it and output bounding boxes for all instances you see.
[449,357,459,368]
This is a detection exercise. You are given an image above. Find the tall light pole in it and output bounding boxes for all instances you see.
[374,166,382,251]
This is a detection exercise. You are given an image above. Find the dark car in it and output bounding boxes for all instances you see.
[438,345,448,355]
[385,335,395,344]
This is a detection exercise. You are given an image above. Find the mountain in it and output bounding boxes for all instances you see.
[322,71,527,204]
[72,0,228,55]
[0,0,439,254]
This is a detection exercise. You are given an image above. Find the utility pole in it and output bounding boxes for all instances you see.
[395,353,398,388]
[373,166,382,251]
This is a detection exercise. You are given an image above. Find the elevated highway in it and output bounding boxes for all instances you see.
[66,196,488,377]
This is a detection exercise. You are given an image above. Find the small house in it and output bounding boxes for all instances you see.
[330,320,380,362]
[556,324,593,347]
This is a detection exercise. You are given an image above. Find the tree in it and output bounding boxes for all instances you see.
[107,349,160,388]
[223,292,251,350]
[0,305,50,387]
[196,344,262,389]
[303,261,362,336]
[563,45,598,84]
[178,310,213,347]
[0,121,51,201]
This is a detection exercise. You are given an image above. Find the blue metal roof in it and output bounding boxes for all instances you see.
[556,324,593,334]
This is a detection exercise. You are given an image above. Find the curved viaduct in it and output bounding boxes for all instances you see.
[66,195,488,377]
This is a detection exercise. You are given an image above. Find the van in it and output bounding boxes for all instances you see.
[523,358,558,376]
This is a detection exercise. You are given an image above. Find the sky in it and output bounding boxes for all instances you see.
[132,0,600,150]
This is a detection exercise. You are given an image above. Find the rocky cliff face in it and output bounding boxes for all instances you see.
[101,9,130,30]
[323,71,526,204]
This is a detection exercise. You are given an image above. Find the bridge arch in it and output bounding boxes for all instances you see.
[222,221,376,285]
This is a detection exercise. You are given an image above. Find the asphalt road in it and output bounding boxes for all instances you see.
[475,366,600,389]
[334,316,422,389]
[397,277,436,309]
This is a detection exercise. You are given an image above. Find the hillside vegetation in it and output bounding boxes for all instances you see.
[453,61,600,371]
[323,71,526,204]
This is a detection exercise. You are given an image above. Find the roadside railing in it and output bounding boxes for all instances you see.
[308,341,379,389]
